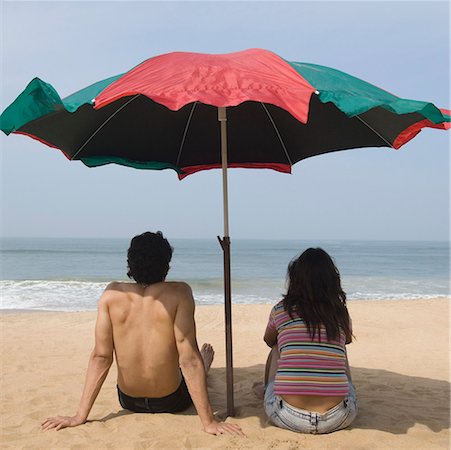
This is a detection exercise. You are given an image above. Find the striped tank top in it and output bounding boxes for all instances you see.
[268,300,350,396]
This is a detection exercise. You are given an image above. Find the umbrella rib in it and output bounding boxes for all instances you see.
[260,103,293,166]
[176,102,198,167]
[355,115,393,148]
[71,94,141,160]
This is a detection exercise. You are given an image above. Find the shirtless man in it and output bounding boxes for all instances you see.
[41,231,243,436]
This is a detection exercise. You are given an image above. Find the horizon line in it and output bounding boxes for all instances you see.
[0,236,449,243]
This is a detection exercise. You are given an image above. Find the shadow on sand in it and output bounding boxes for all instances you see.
[208,365,450,434]
[96,365,449,435]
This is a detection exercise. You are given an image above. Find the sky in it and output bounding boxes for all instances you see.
[0,0,449,241]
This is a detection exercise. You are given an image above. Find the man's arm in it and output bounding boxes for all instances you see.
[173,284,243,436]
[41,288,114,431]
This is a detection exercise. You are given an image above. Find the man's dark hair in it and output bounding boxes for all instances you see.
[127,231,173,285]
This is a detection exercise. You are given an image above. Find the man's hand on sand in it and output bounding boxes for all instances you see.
[203,420,245,436]
[41,415,85,431]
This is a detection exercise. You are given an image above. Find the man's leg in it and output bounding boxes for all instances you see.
[200,343,214,374]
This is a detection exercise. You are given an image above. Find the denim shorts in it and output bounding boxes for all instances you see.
[264,380,357,434]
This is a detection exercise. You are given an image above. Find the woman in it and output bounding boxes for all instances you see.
[262,248,357,434]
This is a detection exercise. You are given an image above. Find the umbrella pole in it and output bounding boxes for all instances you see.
[217,106,235,417]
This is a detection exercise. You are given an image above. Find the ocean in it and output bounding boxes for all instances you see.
[0,238,449,311]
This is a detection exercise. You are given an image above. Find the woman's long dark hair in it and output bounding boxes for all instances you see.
[283,248,352,343]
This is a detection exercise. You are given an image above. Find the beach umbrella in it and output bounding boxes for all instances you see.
[1,48,449,416]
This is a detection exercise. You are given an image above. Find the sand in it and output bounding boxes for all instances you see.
[1,298,449,449]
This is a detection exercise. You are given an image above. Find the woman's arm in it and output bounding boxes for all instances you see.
[264,307,278,347]
[345,347,352,383]
[264,325,277,348]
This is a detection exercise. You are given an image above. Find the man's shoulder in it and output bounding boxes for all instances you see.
[104,281,132,292]
[161,281,190,297]
[164,281,192,293]
[99,281,132,302]
[162,281,194,307]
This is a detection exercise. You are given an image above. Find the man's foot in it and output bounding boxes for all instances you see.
[200,343,214,374]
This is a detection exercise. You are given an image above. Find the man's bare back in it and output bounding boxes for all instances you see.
[106,281,191,397]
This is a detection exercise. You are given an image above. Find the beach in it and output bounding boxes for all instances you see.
[1,297,449,449]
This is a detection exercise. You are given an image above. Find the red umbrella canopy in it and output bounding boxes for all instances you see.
[95,49,315,123]
[1,48,450,179]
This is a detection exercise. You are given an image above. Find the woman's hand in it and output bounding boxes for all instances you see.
[41,414,86,431]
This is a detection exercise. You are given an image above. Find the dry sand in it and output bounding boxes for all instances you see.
[1,298,449,449]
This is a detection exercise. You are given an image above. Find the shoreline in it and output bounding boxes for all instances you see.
[1,296,449,314]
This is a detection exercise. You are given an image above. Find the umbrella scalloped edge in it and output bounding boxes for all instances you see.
[179,162,292,180]
[393,109,451,149]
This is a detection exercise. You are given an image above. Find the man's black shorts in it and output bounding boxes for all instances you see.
[117,377,192,413]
